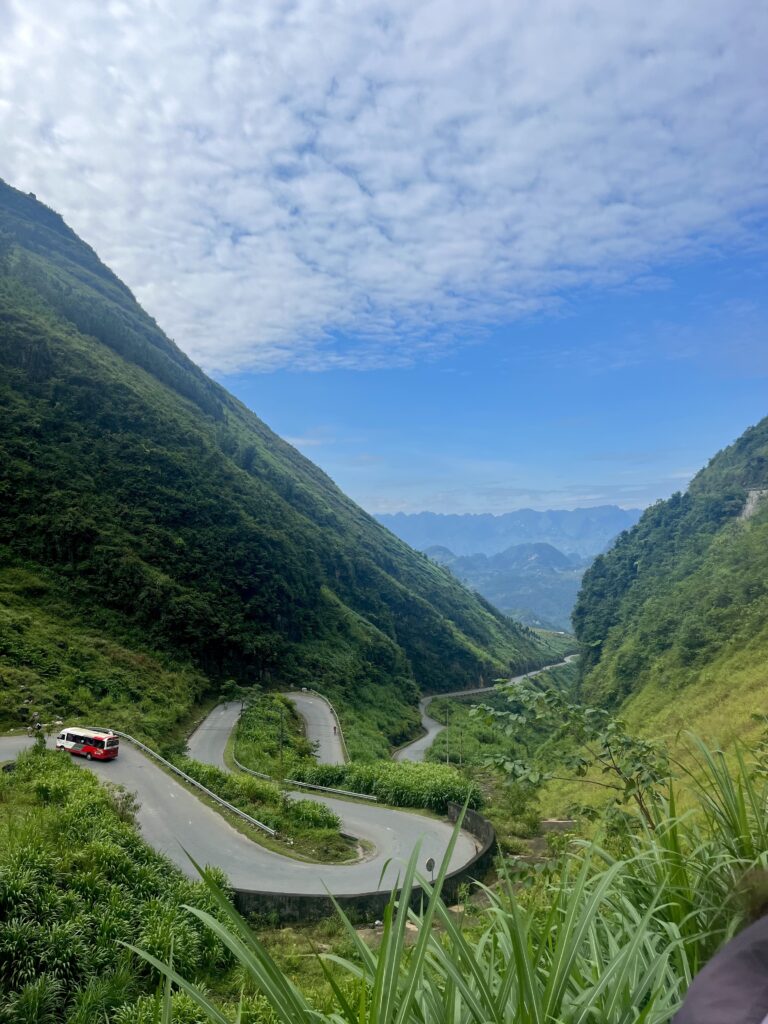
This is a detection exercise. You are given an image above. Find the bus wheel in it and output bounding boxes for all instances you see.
[85,753,92,760]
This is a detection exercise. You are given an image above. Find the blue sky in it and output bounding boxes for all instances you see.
[221,251,768,511]
[0,1,765,513]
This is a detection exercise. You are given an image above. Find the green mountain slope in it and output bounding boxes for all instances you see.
[426,542,585,630]
[0,180,560,752]
[573,416,768,742]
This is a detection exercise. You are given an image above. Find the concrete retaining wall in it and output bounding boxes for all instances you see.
[233,800,497,923]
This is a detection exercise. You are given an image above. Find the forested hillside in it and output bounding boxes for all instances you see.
[574,416,768,741]
[0,180,559,749]
[426,542,585,630]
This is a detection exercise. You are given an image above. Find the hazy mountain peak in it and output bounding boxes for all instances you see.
[377,506,642,558]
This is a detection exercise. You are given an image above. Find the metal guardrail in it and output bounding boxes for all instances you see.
[113,731,277,837]
[283,778,378,802]
[232,753,273,781]
[232,751,377,801]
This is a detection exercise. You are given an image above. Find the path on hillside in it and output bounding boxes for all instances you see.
[187,701,477,889]
[0,717,477,896]
[395,655,578,762]
[281,691,345,764]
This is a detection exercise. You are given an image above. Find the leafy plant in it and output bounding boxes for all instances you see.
[475,680,669,828]
[285,759,481,812]
[170,755,346,860]
[0,749,232,1013]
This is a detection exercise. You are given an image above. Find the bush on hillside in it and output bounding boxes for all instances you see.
[287,759,481,812]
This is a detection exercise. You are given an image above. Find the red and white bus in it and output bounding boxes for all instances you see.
[55,727,119,760]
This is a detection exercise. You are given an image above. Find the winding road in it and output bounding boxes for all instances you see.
[282,691,345,764]
[395,655,577,762]
[0,655,573,897]
[0,713,476,896]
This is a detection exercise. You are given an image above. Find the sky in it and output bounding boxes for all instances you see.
[0,1,766,513]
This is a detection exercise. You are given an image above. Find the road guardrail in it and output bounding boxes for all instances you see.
[232,753,272,779]
[114,731,277,836]
[284,778,378,801]
[232,752,377,801]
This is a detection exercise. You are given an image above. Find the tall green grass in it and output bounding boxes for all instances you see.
[133,734,768,1023]
[285,760,481,812]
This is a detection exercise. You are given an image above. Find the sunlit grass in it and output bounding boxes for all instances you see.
[133,737,768,1023]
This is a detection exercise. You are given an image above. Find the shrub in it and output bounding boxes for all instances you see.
[0,750,232,1011]
[171,755,342,836]
[288,759,481,812]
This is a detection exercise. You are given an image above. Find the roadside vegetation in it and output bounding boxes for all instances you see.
[233,694,481,811]
[428,659,579,767]
[142,727,768,1024]
[171,755,352,863]
[232,693,321,777]
[420,659,580,845]
[286,760,481,812]
[0,744,236,1021]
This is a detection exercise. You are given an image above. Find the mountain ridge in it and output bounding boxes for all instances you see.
[0,178,565,754]
[376,506,642,558]
[426,541,585,631]
[573,415,768,744]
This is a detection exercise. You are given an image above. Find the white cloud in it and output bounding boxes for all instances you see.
[0,0,765,372]
[284,435,326,449]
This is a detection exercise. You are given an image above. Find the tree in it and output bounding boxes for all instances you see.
[472,680,670,829]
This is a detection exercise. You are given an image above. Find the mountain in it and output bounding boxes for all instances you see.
[574,416,768,743]
[426,542,585,631]
[0,180,565,755]
[376,507,642,558]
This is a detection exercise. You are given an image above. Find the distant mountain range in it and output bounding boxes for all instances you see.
[425,542,588,632]
[376,506,642,559]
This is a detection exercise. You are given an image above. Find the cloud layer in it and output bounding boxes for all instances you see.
[1,1,766,372]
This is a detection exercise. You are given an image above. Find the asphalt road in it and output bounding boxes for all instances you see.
[1,720,477,895]
[187,702,236,770]
[395,655,577,762]
[393,695,448,762]
[281,691,345,764]
[187,701,478,892]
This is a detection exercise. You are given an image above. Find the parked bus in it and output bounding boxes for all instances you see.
[55,727,119,761]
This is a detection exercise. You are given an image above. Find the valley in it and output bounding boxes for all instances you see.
[1,183,767,1023]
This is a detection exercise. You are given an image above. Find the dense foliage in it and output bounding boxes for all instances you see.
[171,755,351,862]
[0,179,559,748]
[573,415,768,732]
[0,563,209,744]
[427,543,586,630]
[0,745,234,1020]
[285,759,481,812]
[427,659,580,768]
[233,694,316,776]
[146,732,768,1024]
